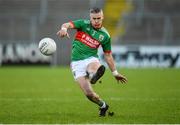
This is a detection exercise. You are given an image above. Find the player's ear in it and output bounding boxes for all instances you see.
[101,12,104,20]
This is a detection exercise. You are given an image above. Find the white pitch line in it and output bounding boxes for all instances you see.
[0,97,179,101]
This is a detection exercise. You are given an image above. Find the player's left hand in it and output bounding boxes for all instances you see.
[114,74,127,84]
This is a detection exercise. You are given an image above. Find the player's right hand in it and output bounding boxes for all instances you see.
[56,29,70,39]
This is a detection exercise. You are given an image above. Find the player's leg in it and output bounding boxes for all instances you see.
[71,60,103,106]
[87,61,105,84]
[71,59,108,116]
[76,76,109,116]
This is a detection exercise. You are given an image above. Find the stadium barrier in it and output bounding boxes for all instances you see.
[0,43,180,68]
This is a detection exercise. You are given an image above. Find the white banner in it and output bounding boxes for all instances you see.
[98,46,180,68]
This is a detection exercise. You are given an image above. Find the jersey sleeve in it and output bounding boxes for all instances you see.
[70,19,84,29]
[101,37,112,54]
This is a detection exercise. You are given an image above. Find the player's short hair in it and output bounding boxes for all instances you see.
[90,7,102,14]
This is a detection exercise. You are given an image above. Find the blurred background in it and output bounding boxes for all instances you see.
[1,1,180,123]
[0,0,180,68]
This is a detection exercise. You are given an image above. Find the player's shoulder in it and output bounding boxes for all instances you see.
[76,19,90,24]
[100,27,111,38]
[83,19,90,24]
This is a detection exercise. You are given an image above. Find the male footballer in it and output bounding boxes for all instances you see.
[57,7,127,116]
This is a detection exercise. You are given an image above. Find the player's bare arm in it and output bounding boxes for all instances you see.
[56,22,74,38]
[104,53,128,83]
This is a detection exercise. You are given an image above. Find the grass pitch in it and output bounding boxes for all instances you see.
[0,67,180,124]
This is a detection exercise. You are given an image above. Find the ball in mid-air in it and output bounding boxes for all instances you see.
[39,37,56,56]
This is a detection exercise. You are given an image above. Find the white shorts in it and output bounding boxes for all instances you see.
[70,57,100,80]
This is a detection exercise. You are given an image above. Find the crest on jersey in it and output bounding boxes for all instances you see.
[99,35,104,41]
[82,34,86,38]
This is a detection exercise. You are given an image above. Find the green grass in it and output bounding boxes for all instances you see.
[0,67,180,124]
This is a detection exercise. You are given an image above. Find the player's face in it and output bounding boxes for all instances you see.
[90,11,104,29]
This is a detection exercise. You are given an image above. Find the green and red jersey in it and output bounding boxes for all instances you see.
[70,19,111,61]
